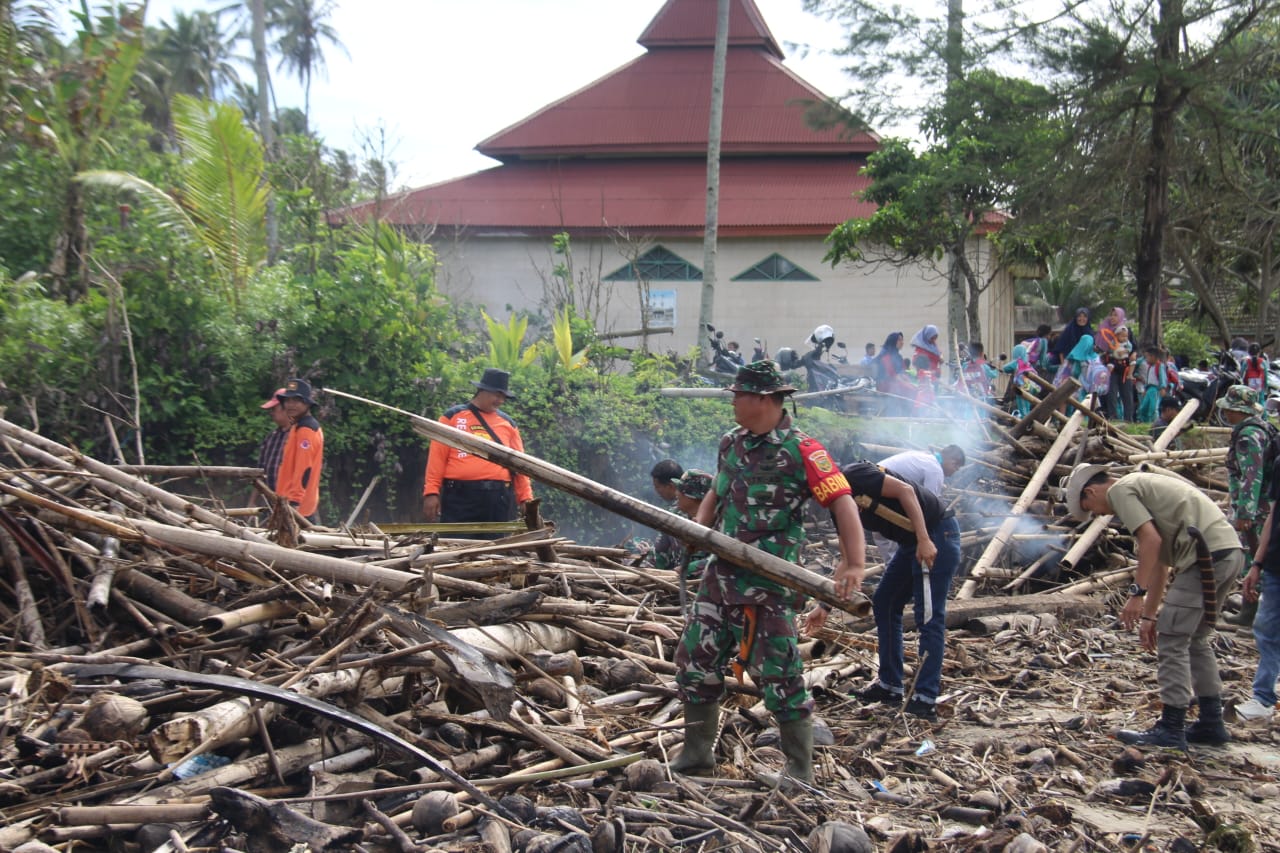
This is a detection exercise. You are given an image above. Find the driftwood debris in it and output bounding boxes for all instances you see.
[0,403,1274,852]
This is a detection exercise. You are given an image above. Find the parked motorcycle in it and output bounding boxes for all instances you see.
[1177,349,1241,421]
[775,325,872,409]
[705,324,746,377]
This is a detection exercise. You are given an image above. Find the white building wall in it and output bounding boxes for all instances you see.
[430,233,1014,365]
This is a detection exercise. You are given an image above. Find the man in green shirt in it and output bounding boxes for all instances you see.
[1065,464,1243,750]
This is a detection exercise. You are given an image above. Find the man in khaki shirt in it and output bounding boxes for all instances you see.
[1065,465,1243,751]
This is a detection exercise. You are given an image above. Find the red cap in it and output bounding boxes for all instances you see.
[261,388,286,409]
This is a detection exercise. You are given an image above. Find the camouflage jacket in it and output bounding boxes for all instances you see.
[704,413,850,604]
[1227,418,1272,525]
[653,505,687,572]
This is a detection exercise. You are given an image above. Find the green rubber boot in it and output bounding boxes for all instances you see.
[670,703,718,774]
[779,716,815,784]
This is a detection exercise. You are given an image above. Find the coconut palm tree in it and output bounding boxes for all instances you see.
[265,0,346,132]
[151,9,241,102]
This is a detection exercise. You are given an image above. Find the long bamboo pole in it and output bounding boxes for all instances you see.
[957,408,1086,599]
[327,389,870,616]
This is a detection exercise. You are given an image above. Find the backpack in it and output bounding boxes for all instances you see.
[1084,360,1111,395]
[1020,337,1042,366]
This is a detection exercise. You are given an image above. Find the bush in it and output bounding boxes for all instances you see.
[1163,320,1211,363]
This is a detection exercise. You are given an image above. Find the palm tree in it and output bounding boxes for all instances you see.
[152,9,241,101]
[265,0,346,132]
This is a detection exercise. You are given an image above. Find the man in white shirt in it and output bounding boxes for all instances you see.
[881,446,966,496]
[876,446,965,562]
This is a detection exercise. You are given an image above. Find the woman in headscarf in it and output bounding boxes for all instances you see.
[1061,333,1110,402]
[1051,307,1094,368]
[1001,343,1035,417]
[873,331,908,415]
[910,325,943,411]
[1093,307,1127,417]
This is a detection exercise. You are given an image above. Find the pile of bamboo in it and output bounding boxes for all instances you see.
[0,403,1274,852]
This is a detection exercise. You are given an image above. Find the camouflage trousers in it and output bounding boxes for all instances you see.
[674,583,812,722]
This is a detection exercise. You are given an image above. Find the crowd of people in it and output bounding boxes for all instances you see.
[251,331,1277,786]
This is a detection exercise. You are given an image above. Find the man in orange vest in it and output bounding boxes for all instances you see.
[275,378,324,522]
[423,369,533,531]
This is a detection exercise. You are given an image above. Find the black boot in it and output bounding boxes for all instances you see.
[1185,696,1231,745]
[1225,599,1258,627]
[1117,705,1188,751]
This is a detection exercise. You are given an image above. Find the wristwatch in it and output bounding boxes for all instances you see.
[1127,583,1147,598]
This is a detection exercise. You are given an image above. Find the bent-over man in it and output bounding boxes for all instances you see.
[1064,464,1242,750]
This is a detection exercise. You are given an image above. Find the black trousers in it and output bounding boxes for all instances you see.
[441,479,516,532]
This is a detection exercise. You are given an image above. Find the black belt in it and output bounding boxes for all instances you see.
[444,479,511,492]
[1211,547,1242,562]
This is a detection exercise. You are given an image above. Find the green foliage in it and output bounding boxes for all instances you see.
[482,309,537,370]
[79,94,268,298]
[0,269,100,430]
[1163,320,1212,363]
[550,307,589,371]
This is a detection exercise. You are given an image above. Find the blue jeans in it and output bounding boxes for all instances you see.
[872,516,961,703]
[1252,572,1280,706]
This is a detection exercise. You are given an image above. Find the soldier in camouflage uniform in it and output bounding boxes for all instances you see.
[671,361,866,785]
[649,460,685,570]
[1218,386,1276,626]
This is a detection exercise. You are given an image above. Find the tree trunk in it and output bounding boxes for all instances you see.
[54,179,88,302]
[697,0,729,363]
[947,241,969,352]
[1134,0,1182,346]
[252,0,278,264]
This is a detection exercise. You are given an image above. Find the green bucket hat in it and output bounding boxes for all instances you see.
[675,469,713,500]
[1215,384,1263,416]
[728,360,797,395]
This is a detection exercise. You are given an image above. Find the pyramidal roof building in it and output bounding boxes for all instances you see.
[336,0,1013,360]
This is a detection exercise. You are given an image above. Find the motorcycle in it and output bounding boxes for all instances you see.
[775,325,872,409]
[1177,349,1241,422]
[705,324,746,377]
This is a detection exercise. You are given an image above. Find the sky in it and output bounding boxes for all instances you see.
[137,0,872,191]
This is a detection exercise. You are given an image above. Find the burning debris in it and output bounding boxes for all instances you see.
[0,391,1277,852]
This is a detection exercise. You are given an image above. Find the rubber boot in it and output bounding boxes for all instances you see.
[1117,704,1188,751]
[1185,696,1231,745]
[670,703,718,774]
[1225,599,1258,627]
[778,716,815,784]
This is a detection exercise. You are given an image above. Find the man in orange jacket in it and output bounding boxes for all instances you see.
[275,378,324,522]
[423,368,533,530]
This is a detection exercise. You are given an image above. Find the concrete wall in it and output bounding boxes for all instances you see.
[429,231,1015,365]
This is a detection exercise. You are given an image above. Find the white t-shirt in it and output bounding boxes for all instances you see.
[880,450,944,496]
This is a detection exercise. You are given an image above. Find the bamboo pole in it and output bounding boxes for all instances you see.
[112,465,266,479]
[0,417,269,543]
[958,408,1086,599]
[327,389,870,616]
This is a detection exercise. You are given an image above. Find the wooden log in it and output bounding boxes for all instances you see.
[112,465,266,479]
[1127,447,1225,463]
[328,389,870,617]
[0,527,46,649]
[85,534,120,612]
[958,408,1086,599]
[1009,378,1080,438]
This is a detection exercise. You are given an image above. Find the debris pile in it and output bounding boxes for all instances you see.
[0,402,1277,852]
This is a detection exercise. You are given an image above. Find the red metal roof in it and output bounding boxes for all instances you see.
[638,0,784,59]
[477,48,877,160]
[337,157,875,237]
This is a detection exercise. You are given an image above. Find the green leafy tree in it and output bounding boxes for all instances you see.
[79,94,269,299]
[19,2,146,300]
[826,71,1062,343]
